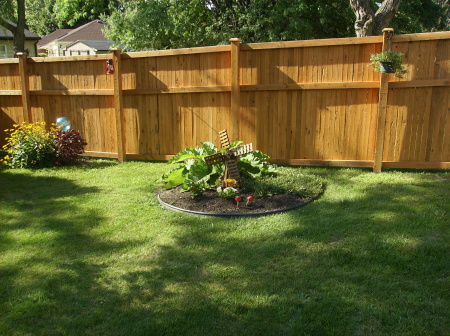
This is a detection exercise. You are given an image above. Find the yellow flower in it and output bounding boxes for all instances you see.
[226,178,237,185]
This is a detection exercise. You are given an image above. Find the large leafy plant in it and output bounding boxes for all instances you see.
[161,141,277,197]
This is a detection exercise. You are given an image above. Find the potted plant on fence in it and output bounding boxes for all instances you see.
[369,50,408,78]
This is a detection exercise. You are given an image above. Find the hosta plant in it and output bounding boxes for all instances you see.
[160,141,277,197]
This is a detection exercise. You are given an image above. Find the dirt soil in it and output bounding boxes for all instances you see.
[158,186,311,215]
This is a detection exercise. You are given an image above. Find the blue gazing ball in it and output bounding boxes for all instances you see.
[56,117,72,132]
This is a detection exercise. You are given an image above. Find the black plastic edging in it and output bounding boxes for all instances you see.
[157,193,312,218]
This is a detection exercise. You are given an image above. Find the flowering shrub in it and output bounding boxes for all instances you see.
[53,130,88,166]
[1,122,87,168]
[1,122,58,168]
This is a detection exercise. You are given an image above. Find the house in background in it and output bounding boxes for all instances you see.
[65,40,115,56]
[37,20,114,57]
[0,20,40,58]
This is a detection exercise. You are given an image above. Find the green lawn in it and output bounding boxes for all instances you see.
[0,161,448,336]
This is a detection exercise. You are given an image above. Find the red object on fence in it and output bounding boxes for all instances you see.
[106,59,114,74]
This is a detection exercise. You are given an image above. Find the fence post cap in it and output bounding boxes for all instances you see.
[229,38,241,43]
[382,28,394,32]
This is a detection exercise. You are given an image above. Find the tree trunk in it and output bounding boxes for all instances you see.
[350,0,401,36]
[15,0,27,53]
[0,0,27,54]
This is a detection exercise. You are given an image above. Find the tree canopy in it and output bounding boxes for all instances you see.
[1,0,448,54]
[103,0,449,51]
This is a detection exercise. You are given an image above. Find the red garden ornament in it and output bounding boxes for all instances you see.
[235,196,242,208]
[106,59,114,74]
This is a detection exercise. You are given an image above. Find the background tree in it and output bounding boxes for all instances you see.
[25,0,58,37]
[349,0,401,37]
[394,0,449,33]
[53,0,121,27]
[104,0,356,50]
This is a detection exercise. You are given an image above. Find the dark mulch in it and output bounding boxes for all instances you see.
[158,186,311,216]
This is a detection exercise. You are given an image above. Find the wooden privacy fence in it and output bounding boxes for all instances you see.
[1,29,449,171]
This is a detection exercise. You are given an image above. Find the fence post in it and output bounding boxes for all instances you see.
[230,38,241,141]
[112,48,126,162]
[373,28,394,173]
[17,52,32,123]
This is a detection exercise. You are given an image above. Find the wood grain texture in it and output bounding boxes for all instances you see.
[1,32,448,169]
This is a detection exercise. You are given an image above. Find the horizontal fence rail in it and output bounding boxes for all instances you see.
[1,30,449,171]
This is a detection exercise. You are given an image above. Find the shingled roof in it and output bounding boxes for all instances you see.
[38,20,110,48]
[37,29,72,48]
[58,20,108,42]
[66,40,115,51]
[0,20,40,39]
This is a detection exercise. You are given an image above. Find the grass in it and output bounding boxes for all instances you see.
[0,161,448,336]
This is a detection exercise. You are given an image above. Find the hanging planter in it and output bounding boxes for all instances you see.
[369,50,408,78]
[379,61,395,74]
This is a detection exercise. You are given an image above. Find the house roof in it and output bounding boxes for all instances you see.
[58,20,108,42]
[37,29,72,48]
[0,20,40,40]
[66,40,115,51]
[38,20,110,49]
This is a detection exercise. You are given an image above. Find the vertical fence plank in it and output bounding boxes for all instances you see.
[373,28,394,172]
[17,52,32,123]
[230,38,241,141]
[112,49,126,162]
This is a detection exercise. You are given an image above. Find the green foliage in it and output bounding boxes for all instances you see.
[394,0,449,34]
[217,186,239,199]
[161,142,224,196]
[103,0,449,51]
[1,122,59,168]
[103,0,356,51]
[160,140,278,196]
[239,150,278,179]
[53,0,120,27]
[25,0,58,36]
[369,50,408,78]
[1,122,87,169]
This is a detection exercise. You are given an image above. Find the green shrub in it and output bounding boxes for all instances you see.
[1,122,58,168]
[1,122,87,169]
[53,130,88,166]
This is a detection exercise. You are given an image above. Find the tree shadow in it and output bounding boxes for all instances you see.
[102,169,448,335]
[0,170,140,335]
[1,167,447,335]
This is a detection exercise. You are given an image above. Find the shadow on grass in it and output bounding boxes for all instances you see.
[105,170,447,335]
[0,169,131,335]
[0,167,448,335]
